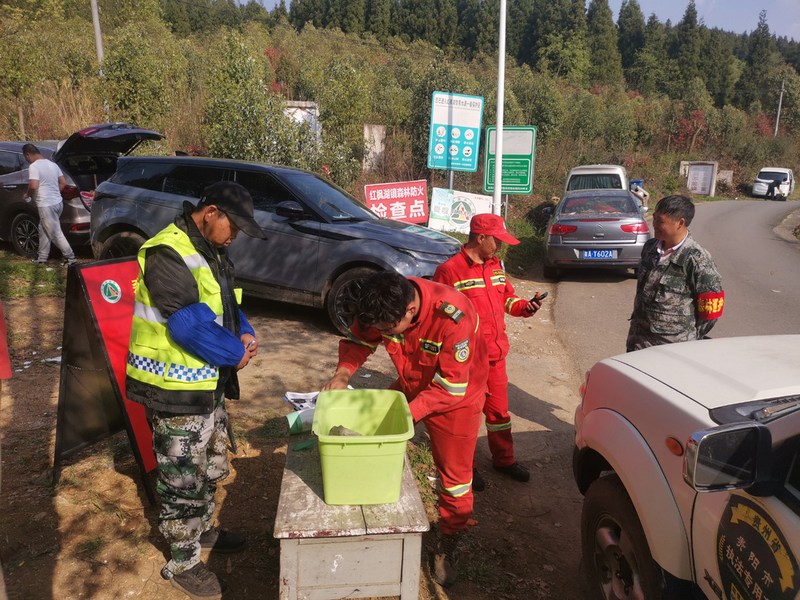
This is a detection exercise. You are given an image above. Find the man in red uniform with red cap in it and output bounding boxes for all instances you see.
[322,271,488,588]
[434,213,543,489]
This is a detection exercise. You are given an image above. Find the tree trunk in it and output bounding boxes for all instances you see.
[17,103,26,140]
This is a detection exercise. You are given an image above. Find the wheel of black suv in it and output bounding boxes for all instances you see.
[99,231,146,260]
[326,267,378,336]
[10,212,39,258]
[581,475,664,600]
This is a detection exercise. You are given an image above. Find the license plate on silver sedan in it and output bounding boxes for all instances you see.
[582,249,617,259]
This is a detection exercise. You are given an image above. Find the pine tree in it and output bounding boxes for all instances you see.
[209,0,242,30]
[326,0,346,29]
[271,0,289,24]
[394,0,439,45]
[529,0,589,84]
[669,0,703,84]
[586,0,623,87]
[366,0,390,40]
[617,0,645,80]
[341,0,366,34]
[161,0,192,36]
[734,10,781,111]
[431,0,458,48]
[629,14,672,95]
[701,28,737,107]
[507,0,533,64]
[456,0,480,56]
[241,0,271,24]
[303,0,326,27]
[475,0,500,55]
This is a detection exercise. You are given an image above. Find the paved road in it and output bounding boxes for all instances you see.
[553,200,800,375]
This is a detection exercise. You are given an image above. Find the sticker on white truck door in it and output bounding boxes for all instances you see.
[716,494,798,599]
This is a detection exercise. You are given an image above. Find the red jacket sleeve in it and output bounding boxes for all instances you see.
[408,312,480,421]
[337,321,381,375]
[502,276,532,318]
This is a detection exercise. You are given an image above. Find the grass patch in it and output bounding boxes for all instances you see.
[75,536,105,557]
[257,415,290,439]
[0,250,67,298]
[408,440,438,508]
[506,217,546,275]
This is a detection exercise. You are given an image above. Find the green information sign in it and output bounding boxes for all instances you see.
[483,126,537,194]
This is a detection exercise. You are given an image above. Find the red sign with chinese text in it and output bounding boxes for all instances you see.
[365,180,428,224]
[80,261,156,472]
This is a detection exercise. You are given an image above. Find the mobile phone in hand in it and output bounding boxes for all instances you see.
[531,291,548,303]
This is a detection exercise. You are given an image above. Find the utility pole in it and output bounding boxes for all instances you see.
[491,0,507,216]
[90,0,110,120]
[774,79,785,137]
[90,0,104,65]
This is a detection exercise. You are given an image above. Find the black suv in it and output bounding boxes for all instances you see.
[90,156,460,332]
[0,123,162,257]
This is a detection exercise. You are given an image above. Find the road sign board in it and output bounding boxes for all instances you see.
[427,91,484,172]
[483,126,537,194]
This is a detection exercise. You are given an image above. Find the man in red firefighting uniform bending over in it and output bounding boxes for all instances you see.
[322,272,488,588]
[434,213,542,490]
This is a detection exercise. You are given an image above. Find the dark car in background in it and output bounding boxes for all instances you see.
[0,123,162,257]
[90,156,461,333]
[543,189,650,280]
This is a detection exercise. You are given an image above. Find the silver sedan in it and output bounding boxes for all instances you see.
[543,189,650,280]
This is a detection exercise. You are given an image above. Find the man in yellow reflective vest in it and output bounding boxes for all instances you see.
[126,182,266,600]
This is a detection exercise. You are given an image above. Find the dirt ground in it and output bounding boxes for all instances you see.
[0,273,590,600]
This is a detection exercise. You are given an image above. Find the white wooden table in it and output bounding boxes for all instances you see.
[274,435,430,600]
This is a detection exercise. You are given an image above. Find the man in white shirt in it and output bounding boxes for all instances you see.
[22,144,76,266]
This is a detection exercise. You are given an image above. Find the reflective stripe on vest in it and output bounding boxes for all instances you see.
[126,224,222,392]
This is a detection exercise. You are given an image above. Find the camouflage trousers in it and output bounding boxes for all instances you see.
[151,402,229,574]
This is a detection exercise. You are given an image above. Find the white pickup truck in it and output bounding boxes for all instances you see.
[573,336,800,599]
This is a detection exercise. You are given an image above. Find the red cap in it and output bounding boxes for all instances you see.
[469,213,520,245]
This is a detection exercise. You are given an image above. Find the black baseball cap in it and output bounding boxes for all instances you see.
[198,181,267,239]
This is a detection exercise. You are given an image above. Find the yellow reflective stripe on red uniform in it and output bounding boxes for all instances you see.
[505,297,525,312]
[441,481,471,497]
[486,421,512,432]
[346,332,379,350]
[489,274,505,286]
[432,371,467,396]
[453,278,485,291]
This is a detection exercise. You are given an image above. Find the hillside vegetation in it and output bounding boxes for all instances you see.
[1,0,798,206]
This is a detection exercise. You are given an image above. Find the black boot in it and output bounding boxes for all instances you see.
[166,562,224,599]
[432,531,462,588]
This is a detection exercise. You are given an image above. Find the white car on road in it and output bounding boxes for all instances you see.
[573,335,800,599]
[752,167,795,199]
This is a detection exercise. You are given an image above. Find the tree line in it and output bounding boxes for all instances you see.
[0,0,798,201]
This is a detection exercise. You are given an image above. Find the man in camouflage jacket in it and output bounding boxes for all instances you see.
[626,195,724,352]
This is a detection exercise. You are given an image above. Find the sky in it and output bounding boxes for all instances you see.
[258,0,800,42]
[607,0,800,42]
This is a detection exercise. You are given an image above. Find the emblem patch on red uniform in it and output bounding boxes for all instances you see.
[454,339,470,363]
[696,291,725,320]
[439,302,464,322]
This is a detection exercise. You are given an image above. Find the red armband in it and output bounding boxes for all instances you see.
[696,291,725,320]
